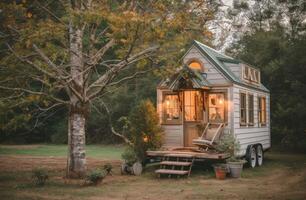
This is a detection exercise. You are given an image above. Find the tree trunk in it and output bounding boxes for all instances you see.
[67,104,87,178]
[66,20,86,178]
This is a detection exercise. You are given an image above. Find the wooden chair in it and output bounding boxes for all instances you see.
[192,123,225,151]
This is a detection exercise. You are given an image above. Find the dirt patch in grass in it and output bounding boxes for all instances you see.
[0,155,121,172]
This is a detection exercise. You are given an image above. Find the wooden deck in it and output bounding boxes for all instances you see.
[146,147,230,160]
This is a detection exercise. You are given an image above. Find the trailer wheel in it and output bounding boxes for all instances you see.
[256,145,264,166]
[246,146,257,168]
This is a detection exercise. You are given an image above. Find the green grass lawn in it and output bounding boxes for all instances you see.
[0,144,125,159]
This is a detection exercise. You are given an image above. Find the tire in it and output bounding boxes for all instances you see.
[256,145,264,166]
[246,146,257,168]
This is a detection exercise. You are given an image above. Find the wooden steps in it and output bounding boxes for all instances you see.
[155,169,189,175]
[155,153,194,178]
[159,161,192,166]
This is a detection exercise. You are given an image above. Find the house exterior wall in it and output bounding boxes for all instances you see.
[232,84,271,156]
[182,46,230,86]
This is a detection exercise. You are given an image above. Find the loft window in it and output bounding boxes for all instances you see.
[248,94,254,125]
[188,61,202,71]
[258,96,266,126]
[163,93,181,124]
[240,93,247,125]
[208,93,225,123]
[243,65,260,84]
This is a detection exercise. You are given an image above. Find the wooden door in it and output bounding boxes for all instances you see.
[183,90,204,147]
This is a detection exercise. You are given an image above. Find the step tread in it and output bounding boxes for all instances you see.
[155,169,189,175]
[160,161,192,166]
[165,154,194,158]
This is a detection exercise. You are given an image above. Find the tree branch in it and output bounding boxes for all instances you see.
[92,101,134,146]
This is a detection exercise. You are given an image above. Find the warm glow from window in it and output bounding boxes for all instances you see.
[209,93,225,123]
[163,94,180,123]
[188,61,202,70]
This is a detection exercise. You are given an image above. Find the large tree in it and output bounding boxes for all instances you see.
[0,0,216,177]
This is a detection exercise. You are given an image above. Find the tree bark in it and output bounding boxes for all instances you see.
[67,104,87,178]
[66,20,87,178]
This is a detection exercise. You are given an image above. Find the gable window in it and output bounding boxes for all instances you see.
[163,93,181,124]
[248,94,254,125]
[258,96,266,126]
[240,93,247,125]
[188,61,202,71]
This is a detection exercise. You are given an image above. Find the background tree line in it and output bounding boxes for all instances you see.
[0,0,305,152]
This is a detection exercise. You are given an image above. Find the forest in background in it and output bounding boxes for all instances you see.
[0,0,305,152]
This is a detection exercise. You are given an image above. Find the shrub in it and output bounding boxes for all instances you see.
[86,169,106,186]
[127,99,164,162]
[216,132,240,161]
[121,146,138,166]
[31,168,48,186]
[103,163,113,175]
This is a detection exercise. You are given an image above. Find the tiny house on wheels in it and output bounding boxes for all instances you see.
[152,40,270,169]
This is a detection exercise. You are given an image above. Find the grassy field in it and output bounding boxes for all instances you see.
[0,144,124,159]
[0,145,306,200]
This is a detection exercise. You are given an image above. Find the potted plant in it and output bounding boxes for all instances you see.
[212,163,228,180]
[216,132,246,178]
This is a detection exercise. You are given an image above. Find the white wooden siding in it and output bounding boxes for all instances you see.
[182,46,230,85]
[223,62,241,80]
[232,84,271,156]
[162,125,184,147]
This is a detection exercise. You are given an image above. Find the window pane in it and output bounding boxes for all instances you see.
[163,94,180,122]
[240,93,246,124]
[209,93,225,123]
[248,94,254,124]
[188,62,202,70]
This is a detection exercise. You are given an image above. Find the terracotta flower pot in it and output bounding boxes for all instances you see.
[213,164,228,180]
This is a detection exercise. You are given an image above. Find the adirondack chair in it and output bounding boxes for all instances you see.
[193,123,225,151]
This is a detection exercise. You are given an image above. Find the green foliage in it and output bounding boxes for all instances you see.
[228,1,306,152]
[121,146,138,166]
[216,133,240,159]
[31,168,48,186]
[86,169,106,186]
[128,99,164,162]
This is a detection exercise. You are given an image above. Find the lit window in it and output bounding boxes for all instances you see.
[163,93,181,123]
[258,96,266,126]
[209,93,225,123]
[188,61,202,70]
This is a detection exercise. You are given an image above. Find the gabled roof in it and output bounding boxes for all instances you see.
[159,66,210,90]
[192,40,269,92]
